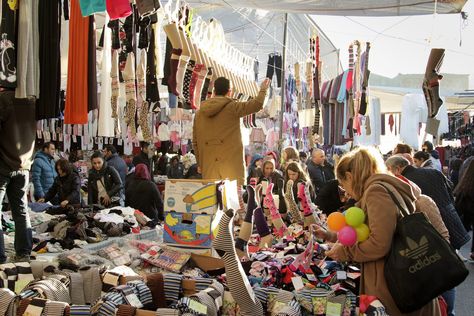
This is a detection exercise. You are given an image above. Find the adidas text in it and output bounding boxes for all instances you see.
[408,253,442,273]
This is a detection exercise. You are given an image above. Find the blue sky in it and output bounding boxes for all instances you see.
[311,0,474,88]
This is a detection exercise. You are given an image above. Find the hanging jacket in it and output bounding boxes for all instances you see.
[31,151,57,198]
[44,170,81,205]
[87,163,123,205]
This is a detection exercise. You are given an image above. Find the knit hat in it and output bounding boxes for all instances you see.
[79,0,106,16]
[106,0,132,20]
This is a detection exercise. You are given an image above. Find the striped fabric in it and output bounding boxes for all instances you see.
[190,290,218,316]
[79,266,102,305]
[69,273,86,305]
[0,288,16,316]
[155,308,180,316]
[69,305,91,316]
[20,289,39,299]
[212,210,263,316]
[163,273,183,303]
[43,301,68,316]
[15,262,34,293]
[194,278,213,292]
[0,263,17,291]
[98,300,119,316]
[126,280,153,306]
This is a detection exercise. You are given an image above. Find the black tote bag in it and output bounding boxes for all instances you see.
[381,184,469,313]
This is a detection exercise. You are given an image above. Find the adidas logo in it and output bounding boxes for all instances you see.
[399,236,442,273]
[399,236,429,259]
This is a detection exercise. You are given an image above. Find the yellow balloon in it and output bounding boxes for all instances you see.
[355,223,370,242]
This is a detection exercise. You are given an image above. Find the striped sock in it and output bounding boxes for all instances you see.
[44,301,68,316]
[163,273,183,304]
[69,305,91,316]
[79,266,102,305]
[0,288,16,316]
[212,209,263,316]
[70,273,86,305]
[190,290,218,316]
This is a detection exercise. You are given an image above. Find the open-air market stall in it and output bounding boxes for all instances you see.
[0,0,471,316]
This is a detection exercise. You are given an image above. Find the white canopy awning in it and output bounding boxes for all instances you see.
[188,0,467,16]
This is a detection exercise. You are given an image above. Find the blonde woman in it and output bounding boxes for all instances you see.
[320,147,441,316]
[280,146,299,171]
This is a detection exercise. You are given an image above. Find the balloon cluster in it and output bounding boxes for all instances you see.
[326,207,370,246]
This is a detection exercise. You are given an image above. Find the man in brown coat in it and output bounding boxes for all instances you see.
[193,77,270,186]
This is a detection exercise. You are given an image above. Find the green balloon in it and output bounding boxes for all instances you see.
[345,207,366,227]
[355,223,370,242]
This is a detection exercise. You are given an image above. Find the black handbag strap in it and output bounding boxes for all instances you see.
[377,183,411,218]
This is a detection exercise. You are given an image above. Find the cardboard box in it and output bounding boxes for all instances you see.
[164,179,220,214]
[164,212,214,248]
[190,253,225,272]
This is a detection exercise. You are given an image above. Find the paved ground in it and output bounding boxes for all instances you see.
[456,242,474,316]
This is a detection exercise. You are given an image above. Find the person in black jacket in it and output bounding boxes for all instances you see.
[104,145,127,185]
[386,155,470,250]
[0,91,36,262]
[386,155,469,316]
[38,159,81,207]
[88,151,123,207]
[125,163,163,222]
[133,141,151,171]
[307,148,335,193]
[454,159,474,260]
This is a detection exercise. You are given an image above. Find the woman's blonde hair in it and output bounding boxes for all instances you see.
[282,146,299,162]
[336,147,387,199]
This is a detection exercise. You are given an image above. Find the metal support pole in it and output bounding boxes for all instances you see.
[278,13,289,150]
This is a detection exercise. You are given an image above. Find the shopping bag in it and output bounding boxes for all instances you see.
[380,184,469,313]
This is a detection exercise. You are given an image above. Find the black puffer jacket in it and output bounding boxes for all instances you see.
[44,171,81,205]
[125,177,163,221]
[88,163,123,205]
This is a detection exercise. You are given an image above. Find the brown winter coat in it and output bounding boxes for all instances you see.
[193,89,267,186]
[331,174,441,316]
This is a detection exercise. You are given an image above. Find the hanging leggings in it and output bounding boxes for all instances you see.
[213,209,263,316]
[36,0,61,120]
[266,54,282,88]
[182,60,195,109]
[201,68,213,102]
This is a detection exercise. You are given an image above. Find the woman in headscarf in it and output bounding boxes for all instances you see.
[125,163,163,222]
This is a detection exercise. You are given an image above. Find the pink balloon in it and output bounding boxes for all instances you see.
[338,226,357,246]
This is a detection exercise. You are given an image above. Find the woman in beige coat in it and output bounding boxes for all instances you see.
[323,147,441,316]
